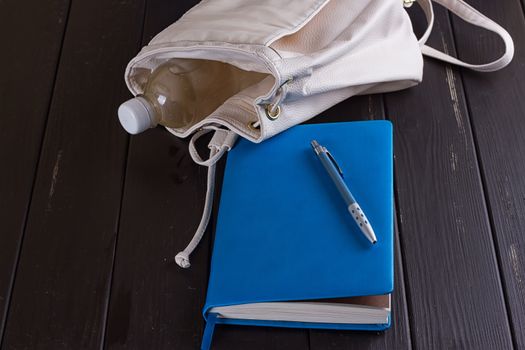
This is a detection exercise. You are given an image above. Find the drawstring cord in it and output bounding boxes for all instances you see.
[175,127,238,268]
[267,79,291,116]
[176,80,288,268]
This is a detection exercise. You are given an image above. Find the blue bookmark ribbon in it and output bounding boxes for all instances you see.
[201,313,218,350]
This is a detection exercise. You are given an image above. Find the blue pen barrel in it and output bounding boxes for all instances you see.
[312,140,378,244]
[318,152,356,206]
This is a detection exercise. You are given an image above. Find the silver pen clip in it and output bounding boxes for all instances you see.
[326,151,344,178]
[311,140,344,178]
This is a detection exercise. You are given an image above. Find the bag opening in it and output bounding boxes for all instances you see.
[125,46,281,140]
[168,58,269,132]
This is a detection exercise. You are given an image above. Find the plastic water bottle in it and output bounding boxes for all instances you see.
[118,59,266,134]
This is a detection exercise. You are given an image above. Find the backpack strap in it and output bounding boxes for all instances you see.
[175,127,238,268]
[416,0,514,72]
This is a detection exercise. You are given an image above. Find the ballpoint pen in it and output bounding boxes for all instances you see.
[311,140,377,244]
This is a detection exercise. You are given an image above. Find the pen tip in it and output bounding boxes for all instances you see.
[372,240,377,244]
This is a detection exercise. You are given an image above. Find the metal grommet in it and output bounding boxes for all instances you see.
[265,105,281,120]
[248,121,260,130]
[403,0,415,8]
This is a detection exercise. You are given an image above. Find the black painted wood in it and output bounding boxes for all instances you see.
[101,1,236,349]
[1,0,145,348]
[450,0,525,347]
[308,95,384,124]
[385,5,513,349]
[103,1,212,348]
[103,1,308,348]
[104,130,213,349]
[213,326,309,350]
[0,0,70,341]
[2,0,524,349]
[308,97,412,350]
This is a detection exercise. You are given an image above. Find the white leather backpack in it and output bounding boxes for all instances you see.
[123,0,514,268]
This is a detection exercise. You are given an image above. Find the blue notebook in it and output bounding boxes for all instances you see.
[201,121,393,349]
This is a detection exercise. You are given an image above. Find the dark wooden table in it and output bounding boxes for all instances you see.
[1,0,524,349]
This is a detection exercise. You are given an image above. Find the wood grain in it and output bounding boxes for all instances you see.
[104,129,213,349]
[308,96,412,350]
[0,0,145,348]
[101,1,304,349]
[0,0,70,340]
[2,0,524,349]
[449,0,525,347]
[385,5,513,349]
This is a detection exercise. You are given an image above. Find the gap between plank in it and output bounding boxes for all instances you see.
[0,0,73,346]
[445,10,516,349]
[99,0,148,348]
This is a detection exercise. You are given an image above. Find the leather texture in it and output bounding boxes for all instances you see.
[124,0,513,144]
[125,0,421,143]
[203,121,394,312]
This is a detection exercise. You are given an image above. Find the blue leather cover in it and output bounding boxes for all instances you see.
[203,121,393,330]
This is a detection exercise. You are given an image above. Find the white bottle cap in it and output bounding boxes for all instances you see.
[118,97,156,134]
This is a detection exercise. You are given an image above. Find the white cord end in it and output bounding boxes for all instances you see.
[175,252,191,268]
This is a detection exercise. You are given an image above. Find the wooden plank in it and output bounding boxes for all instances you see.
[449,0,525,347]
[308,95,384,124]
[385,5,513,349]
[308,97,412,350]
[100,1,271,349]
[212,326,309,350]
[0,0,69,340]
[104,130,214,349]
[0,0,145,348]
